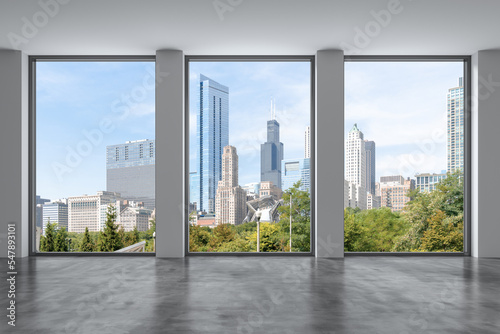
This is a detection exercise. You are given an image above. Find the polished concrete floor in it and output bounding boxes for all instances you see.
[1,256,499,334]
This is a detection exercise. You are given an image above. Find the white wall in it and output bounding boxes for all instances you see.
[315,50,344,257]
[155,50,185,257]
[471,50,500,258]
[0,50,29,258]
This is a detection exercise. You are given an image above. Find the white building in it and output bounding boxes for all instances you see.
[305,126,311,159]
[367,193,381,210]
[447,77,464,173]
[345,124,368,210]
[68,191,122,233]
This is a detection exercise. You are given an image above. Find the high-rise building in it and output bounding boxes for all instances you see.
[281,158,310,192]
[415,172,447,192]
[261,100,284,189]
[36,195,50,230]
[364,140,376,195]
[259,181,282,200]
[305,126,311,159]
[447,77,464,173]
[345,124,368,209]
[189,171,199,209]
[42,201,68,234]
[345,124,366,189]
[106,139,155,209]
[215,146,246,225]
[379,176,415,212]
[68,191,122,233]
[196,74,229,213]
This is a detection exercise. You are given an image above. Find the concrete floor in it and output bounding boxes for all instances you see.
[1,256,499,334]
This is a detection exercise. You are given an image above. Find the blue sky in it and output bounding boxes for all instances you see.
[188,61,311,186]
[345,61,463,180]
[37,60,462,201]
[36,61,155,201]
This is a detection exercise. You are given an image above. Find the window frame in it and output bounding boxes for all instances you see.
[29,55,156,256]
[184,55,316,256]
[344,55,471,256]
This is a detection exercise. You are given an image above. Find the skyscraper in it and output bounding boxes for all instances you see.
[447,77,464,173]
[305,126,311,159]
[261,100,284,189]
[215,146,246,225]
[345,124,366,189]
[68,191,122,233]
[364,140,376,195]
[106,139,155,209]
[281,158,310,192]
[345,124,367,210]
[196,74,229,213]
[43,201,68,233]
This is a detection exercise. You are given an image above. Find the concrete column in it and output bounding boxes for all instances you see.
[0,50,29,258]
[315,50,344,258]
[155,50,185,257]
[471,50,500,258]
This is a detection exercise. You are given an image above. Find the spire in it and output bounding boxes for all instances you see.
[350,123,360,133]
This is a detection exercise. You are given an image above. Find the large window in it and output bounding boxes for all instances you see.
[32,57,156,253]
[344,58,469,253]
[187,57,313,253]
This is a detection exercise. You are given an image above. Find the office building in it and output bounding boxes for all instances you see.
[261,100,284,189]
[106,139,155,209]
[345,123,366,189]
[215,146,246,225]
[242,182,261,199]
[367,193,381,210]
[416,172,448,192]
[189,171,199,209]
[379,176,415,212]
[68,191,122,233]
[259,181,282,200]
[36,196,50,230]
[447,77,465,173]
[281,158,310,192]
[42,201,68,233]
[196,74,229,213]
[117,205,152,232]
[364,140,376,195]
[347,181,367,210]
[305,126,311,159]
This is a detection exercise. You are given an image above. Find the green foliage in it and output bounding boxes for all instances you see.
[54,226,69,252]
[79,227,95,252]
[97,205,122,252]
[187,182,312,253]
[40,221,56,252]
[345,171,464,253]
[393,171,464,252]
[419,210,463,252]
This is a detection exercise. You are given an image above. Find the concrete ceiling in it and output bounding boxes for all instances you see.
[0,0,499,56]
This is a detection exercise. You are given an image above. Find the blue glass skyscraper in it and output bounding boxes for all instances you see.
[196,74,229,213]
[281,158,310,192]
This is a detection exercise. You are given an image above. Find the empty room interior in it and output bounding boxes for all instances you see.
[1,0,500,333]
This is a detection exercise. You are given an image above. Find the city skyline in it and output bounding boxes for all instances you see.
[345,61,464,181]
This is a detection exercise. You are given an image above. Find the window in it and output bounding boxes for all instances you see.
[344,57,469,253]
[32,57,156,253]
[187,57,313,253]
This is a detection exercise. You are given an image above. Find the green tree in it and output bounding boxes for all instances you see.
[40,221,56,252]
[79,227,94,252]
[97,205,123,252]
[189,224,212,252]
[419,210,463,252]
[277,181,311,252]
[393,171,464,252]
[54,226,69,252]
